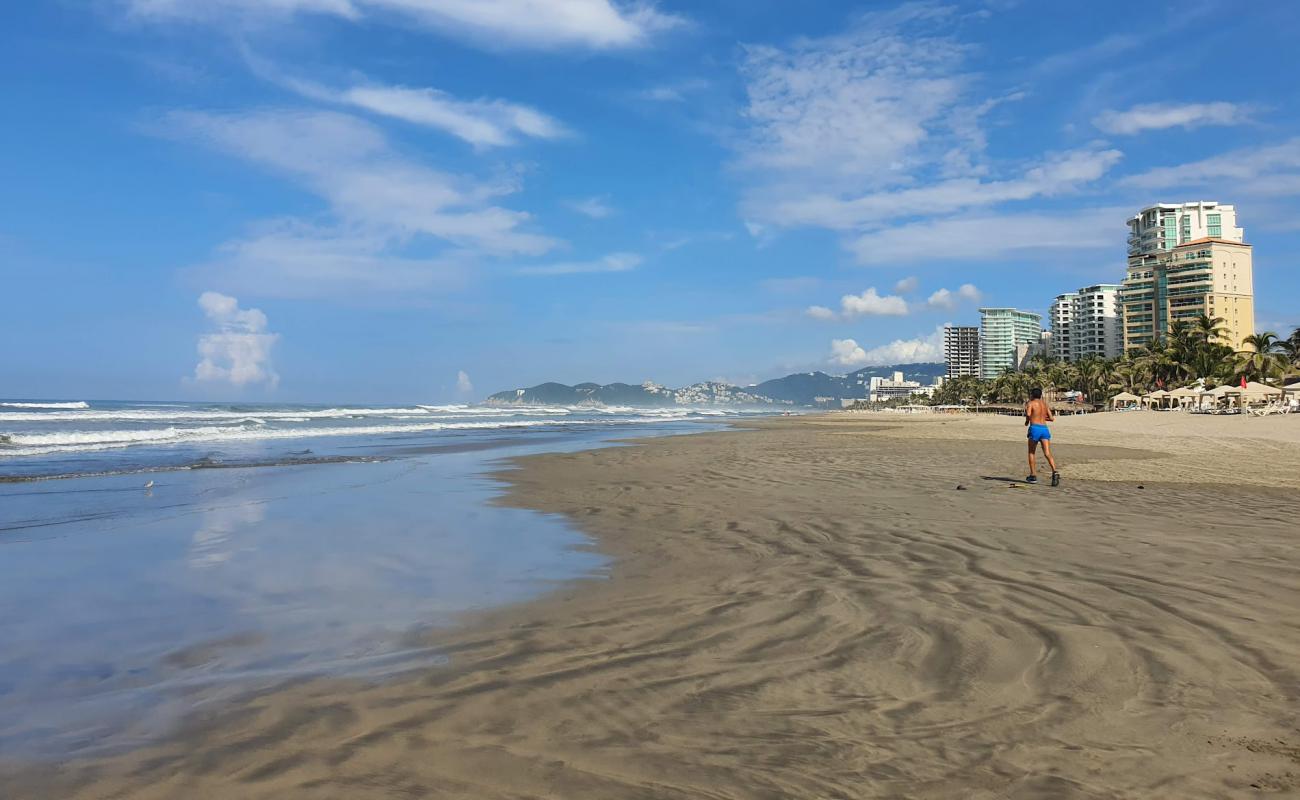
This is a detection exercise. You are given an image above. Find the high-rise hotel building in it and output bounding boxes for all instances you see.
[1050,285,1123,361]
[943,325,980,378]
[978,308,1042,379]
[1120,202,1254,351]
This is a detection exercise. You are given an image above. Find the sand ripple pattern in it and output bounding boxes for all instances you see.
[4,418,1298,798]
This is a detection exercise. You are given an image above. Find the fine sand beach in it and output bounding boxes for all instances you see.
[4,413,1299,798]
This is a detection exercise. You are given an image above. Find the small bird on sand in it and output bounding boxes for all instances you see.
[144,480,154,489]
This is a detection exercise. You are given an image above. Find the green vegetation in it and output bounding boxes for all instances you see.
[930,316,1300,407]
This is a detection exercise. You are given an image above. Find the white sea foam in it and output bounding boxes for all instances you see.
[0,401,91,409]
[0,406,508,423]
[0,416,716,457]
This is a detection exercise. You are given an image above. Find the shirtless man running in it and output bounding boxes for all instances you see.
[1024,387,1060,486]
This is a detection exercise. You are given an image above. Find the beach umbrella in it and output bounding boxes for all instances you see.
[1167,386,1199,408]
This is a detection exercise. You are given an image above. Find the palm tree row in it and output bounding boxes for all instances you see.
[931,315,1300,406]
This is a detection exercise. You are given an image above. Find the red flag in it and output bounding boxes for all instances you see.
[1241,375,1247,388]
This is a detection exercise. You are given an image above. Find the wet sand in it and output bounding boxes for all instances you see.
[4,414,1299,798]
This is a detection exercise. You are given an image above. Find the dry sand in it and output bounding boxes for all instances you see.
[4,413,1299,798]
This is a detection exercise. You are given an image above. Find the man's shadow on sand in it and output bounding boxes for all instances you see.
[980,475,1025,483]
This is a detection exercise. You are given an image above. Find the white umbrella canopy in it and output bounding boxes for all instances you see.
[1238,381,1283,400]
[1110,391,1140,409]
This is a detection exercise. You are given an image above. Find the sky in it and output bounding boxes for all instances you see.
[3,0,1299,403]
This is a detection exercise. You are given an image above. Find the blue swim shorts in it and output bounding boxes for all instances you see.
[1027,423,1051,442]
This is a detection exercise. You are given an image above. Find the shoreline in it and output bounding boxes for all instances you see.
[4,414,1298,798]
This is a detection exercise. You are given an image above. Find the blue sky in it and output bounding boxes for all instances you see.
[3,0,1299,402]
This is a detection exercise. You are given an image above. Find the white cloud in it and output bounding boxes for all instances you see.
[763,146,1122,230]
[847,208,1122,264]
[732,8,1125,268]
[195,222,470,298]
[162,109,556,297]
[829,338,868,366]
[808,287,911,320]
[166,109,555,254]
[127,0,359,21]
[737,6,967,186]
[637,78,709,103]
[569,196,615,218]
[926,283,982,310]
[840,287,909,317]
[517,252,641,276]
[328,82,567,148]
[192,292,279,387]
[1093,102,1251,135]
[456,370,474,395]
[126,0,685,50]
[893,276,918,294]
[1120,137,1300,195]
[829,325,945,367]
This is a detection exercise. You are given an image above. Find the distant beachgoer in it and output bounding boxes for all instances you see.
[1024,387,1060,486]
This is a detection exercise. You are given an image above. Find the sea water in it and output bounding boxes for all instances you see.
[0,400,772,755]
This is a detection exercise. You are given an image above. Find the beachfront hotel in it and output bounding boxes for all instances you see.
[943,325,980,378]
[1050,285,1123,361]
[1126,202,1242,254]
[978,308,1043,379]
[1120,202,1255,351]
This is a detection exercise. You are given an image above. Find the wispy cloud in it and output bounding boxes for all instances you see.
[166,109,555,253]
[455,370,474,396]
[1120,137,1300,196]
[736,5,967,187]
[160,109,554,297]
[1093,101,1252,135]
[517,252,641,276]
[191,291,279,387]
[277,75,569,148]
[568,196,615,219]
[125,0,686,50]
[637,78,709,103]
[893,276,918,294]
[193,222,471,298]
[848,208,1121,264]
[733,7,1124,267]
[764,146,1122,230]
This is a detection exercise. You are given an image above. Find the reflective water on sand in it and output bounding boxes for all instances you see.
[0,423,720,756]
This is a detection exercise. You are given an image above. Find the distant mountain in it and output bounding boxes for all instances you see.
[486,362,945,408]
[751,362,947,405]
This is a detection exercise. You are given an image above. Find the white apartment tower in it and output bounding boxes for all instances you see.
[979,308,1043,379]
[1127,202,1242,255]
[1050,285,1123,361]
[1070,284,1123,360]
[943,325,980,378]
[1049,293,1077,361]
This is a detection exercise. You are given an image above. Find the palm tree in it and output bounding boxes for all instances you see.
[1282,327,1300,370]
[1074,357,1107,406]
[1190,314,1228,346]
[1236,332,1288,387]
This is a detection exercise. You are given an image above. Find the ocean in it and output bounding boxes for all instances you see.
[0,399,774,756]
